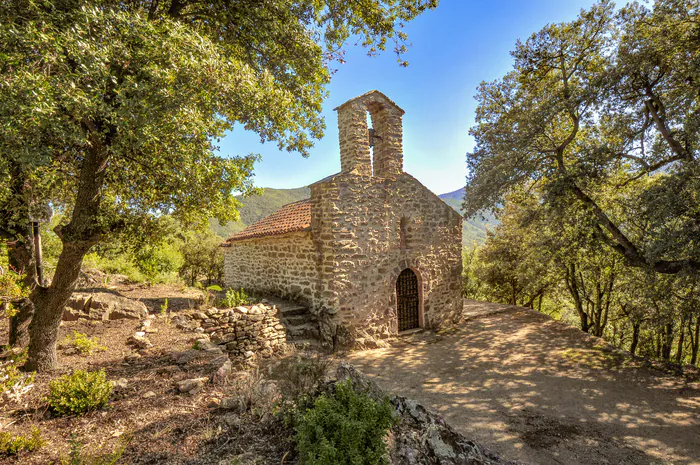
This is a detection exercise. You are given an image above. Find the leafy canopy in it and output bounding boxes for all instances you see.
[465,0,700,274]
[0,0,437,240]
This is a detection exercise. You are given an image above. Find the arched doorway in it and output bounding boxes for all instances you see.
[396,268,420,331]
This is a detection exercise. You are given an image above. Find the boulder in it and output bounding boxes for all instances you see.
[63,292,148,321]
[176,377,208,394]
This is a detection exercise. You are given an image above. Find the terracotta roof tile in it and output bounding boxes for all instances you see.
[224,199,311,243]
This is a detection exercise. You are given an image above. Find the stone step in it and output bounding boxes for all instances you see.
[290,338,325,351]
[281,314,314,326]
[279,305,309,317]
[285,322,319,340]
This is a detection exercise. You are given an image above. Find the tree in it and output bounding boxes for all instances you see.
[179,230,224,287]
[464,0,700,275]
[1,0,437,370]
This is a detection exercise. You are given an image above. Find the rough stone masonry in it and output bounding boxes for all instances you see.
[223,90,463,347]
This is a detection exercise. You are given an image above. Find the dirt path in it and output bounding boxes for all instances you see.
[342,300,700,465]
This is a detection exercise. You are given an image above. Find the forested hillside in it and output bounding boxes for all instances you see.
[210,185,494,245]
[209,187,310,238]
[438,188,497,245]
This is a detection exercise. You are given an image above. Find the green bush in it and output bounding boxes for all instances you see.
[295,380,396,465]
[220,288,249,308]
[179,231,224,287]
[134,241,184,282]
[47,369,112,416]
[1,351,35,401]
[59,435,128,465]
[64,331,106,355]
[83,252,145,283]
[0,427,44,455]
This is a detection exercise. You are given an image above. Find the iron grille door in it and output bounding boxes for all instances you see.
[396,269,419,331]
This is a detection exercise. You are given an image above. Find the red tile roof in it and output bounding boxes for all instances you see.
[224,199,312,243]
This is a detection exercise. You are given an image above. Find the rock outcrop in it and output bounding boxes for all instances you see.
[336,363,519,465]
[63,292,148,321]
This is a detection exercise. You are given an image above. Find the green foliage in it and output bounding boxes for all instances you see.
[0,427,44,455]
[59,435,128,465]
[160,298,169,315]
[439,188,498,245]
[295,380,396,465]
[83,252,146,284]
[0,352,35,401]
[179,230,224,287]
[220,288,249,308]
[0,265,27,317]
[64,331,106,355]
[47,370,112,416]
[133,241,184,282]
[465,0,700,275]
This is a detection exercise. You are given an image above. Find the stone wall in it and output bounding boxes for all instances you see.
[223,231,320,306]
[310,172,463,343]
[189,303,287,358]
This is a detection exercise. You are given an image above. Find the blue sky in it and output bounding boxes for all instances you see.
[221,0,598,195]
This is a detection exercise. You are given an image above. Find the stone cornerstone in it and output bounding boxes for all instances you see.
[223,90,463,346]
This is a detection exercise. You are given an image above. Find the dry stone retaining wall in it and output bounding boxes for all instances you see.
[189,303,287,359]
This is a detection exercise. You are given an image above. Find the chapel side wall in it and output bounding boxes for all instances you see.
[223,231,319,306]
[312,173,463,340]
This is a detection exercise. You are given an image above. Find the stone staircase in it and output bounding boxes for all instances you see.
[262,297,324,351]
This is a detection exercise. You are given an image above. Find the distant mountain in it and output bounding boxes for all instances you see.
[210,187,310,238]
[211,185,496,246]
[438,188,497,245]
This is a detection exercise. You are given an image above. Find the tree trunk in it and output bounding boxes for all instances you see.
[690,316,699,366]
[661,323,673,361]
[630,322,640,356]
[676,314,687,365]
[25,140,109,371]
[25,240,90,371]
[7,225,37,348]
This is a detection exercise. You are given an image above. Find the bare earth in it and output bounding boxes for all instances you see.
[342,300,700,465]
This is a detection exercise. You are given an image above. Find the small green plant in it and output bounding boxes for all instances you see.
[1,351,35,401]
[47,369,112,416]
[59,435,128,465]
[64,331,107,355]
[220,288,249,308]
[159,298,169,315]
[294,380,396,465]
[0,427,45,455]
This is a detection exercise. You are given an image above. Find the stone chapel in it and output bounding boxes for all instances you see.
[222,90,463,345]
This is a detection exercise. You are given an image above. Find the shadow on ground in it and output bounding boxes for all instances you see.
[343,300,700,465]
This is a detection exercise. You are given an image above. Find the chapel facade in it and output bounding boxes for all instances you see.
[223,91,463,345]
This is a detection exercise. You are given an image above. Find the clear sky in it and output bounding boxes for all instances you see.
[220,0,598,195]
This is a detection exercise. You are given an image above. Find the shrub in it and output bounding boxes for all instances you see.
[179,231,224,287]
[47,369,112,416]
[134,241,184,282]
[294,380,396,465]
[0,352,34,402]
[59,435,128,465]
[64,331,106,355]
[220,288,249,308]
[0,427,44,455]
